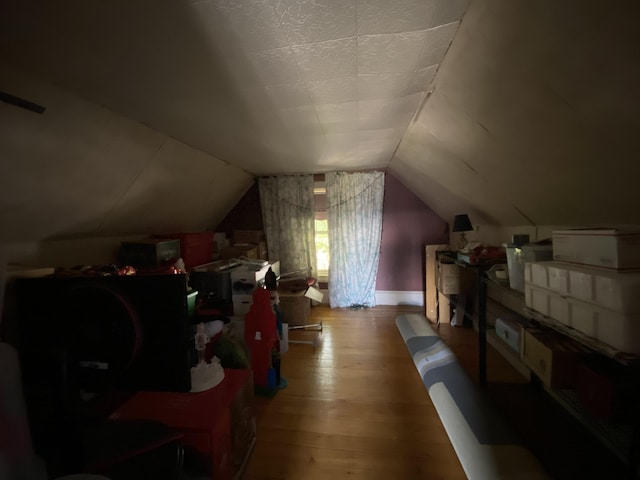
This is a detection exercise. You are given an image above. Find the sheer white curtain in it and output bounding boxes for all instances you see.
[326,171,385,308]
[258,175,317,276]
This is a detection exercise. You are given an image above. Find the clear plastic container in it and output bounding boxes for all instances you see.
[504,244,525,292]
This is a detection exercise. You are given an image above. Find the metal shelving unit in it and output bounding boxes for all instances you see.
[485,329,531,380]
[544,386,635,465]
[477,274,640,478]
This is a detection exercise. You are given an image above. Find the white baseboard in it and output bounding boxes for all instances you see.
[316,290,424,307]
[375,290,424,306]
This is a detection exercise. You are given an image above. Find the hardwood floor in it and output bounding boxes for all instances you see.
[243,305,465,480]
[243,305,629,480]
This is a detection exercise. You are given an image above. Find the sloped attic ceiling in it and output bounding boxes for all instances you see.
[391,0,640,226]
[1,0,640,245]
[0,0,468,174]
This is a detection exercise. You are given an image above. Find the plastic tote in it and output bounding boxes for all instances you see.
[504,244,525,292]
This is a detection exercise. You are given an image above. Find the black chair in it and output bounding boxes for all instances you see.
[1,342,184,480]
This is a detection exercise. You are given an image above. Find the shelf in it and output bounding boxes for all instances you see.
[543,386,635,467]
[485,279,525,314]
[486,326,639,472]
[486,330,530,380]
[479,270,640,476]
[524,307,640,367]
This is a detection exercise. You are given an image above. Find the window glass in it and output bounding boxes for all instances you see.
[315,217,329,275]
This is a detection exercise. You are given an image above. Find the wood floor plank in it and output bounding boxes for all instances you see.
[244,305,466,480]
[246,440,464,480]
[254,426,458,453]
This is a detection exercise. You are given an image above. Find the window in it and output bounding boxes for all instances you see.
[315,217,329,276]
[314,179,329,279]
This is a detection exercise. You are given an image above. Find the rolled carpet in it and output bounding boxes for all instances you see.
[396,314,549,480]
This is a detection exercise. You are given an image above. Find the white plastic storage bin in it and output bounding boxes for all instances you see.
[437,262,473,295]
[230,263,271,295]
[525,262,571,294]
[552,228,640,269]
[495,317,522,353]
[525,261,640,314]
[524,283,571,326]
[232,294,253,316]
[524,282,640,354]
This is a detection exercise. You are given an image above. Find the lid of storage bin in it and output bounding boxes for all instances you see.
[522,244,553,251]
[553,226,640,236]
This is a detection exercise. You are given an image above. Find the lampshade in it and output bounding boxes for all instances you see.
[452,214,473,232]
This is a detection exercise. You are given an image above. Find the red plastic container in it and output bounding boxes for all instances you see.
[111,369,254,479]
[244,289,277,388]
[575,356,637,422]
[153,232,214,270]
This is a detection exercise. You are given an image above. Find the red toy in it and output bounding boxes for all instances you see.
[244,289,278,388]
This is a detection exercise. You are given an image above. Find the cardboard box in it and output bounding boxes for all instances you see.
[219,245,258,260]
[437,262,473,295]
[277,290,311,326]
[437,292,451,324]
[552,228,640,270]
[521,328,585,389]
[425,244,449,322]
[233,230,265,244]
[257,240,267,260]
[230,264,271,295]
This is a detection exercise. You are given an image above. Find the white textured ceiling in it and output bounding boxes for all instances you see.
[2,0,640,235]
[390,0,640,226]
[0,0,468,175]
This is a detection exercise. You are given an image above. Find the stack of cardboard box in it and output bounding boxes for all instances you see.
[219,230,267,261]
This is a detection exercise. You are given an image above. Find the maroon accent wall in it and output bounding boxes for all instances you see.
[215,181,264,239]
[376,172,449,291]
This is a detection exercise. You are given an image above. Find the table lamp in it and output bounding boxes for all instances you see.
[452,214,473,251]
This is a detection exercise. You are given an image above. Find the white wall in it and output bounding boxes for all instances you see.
[1,236,149,268]
[0,64,254,263]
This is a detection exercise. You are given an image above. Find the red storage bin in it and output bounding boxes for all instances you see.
[110,369,255,479]
[575,356,638,422]
[154,232,214,270]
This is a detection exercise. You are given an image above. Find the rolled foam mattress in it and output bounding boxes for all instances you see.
[396,313,549,480]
